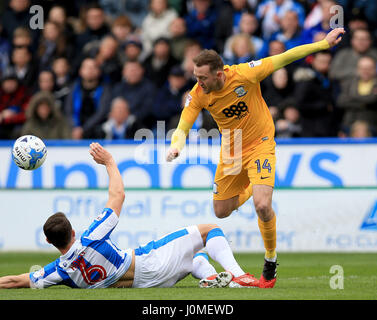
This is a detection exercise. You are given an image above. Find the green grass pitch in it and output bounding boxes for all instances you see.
[0,252,376,300]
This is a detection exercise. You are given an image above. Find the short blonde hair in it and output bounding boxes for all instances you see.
[13,27,31,39]
[112,15,133,29]
[230,33,255,56]
[350,120,372,138]
[192,49,224,72]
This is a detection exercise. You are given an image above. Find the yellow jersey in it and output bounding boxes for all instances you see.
[170,39,331,153]
[181,58,275,154]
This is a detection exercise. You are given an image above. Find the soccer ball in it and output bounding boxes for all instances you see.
[12,135,47,170]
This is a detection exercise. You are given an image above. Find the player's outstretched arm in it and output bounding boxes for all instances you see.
[270,27,345,71]
[89,142,125,217]
[0,273,30,289]
[166,116,194,162]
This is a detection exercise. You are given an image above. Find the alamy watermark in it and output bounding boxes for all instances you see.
[29,5,44,30]
[329,5,344,29]
[29,264,43,289]
[329,265,344,290]
[133,121,245,175]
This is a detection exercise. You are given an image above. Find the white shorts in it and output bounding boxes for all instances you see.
[132,225,204,288]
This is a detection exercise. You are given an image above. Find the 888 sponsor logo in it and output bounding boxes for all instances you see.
[222,101,249,120]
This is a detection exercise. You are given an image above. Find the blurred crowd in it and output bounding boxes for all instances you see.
[0,0,376,141]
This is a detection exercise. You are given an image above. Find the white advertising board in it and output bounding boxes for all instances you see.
[0,189,376,252]
[0,139,376,188]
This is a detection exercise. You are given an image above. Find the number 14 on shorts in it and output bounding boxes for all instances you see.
[255,159,272,174]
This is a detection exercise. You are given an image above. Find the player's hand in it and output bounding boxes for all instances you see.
[325,27,345,48]
[89,142,114,166]
[166,148,179,162]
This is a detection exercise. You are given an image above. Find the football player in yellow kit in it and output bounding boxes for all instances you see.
[167,28,345,288]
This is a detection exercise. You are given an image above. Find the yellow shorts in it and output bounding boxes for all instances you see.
[213,140,276,200]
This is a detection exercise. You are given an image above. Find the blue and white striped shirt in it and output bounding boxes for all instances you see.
[29,208,132,289]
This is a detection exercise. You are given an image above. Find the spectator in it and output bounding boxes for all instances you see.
[181,40,202,87]
[346,0,377,31]
[330,28,377,85]
[267,39,286,56]
[0,23,11,74]
[293,50,336,137]
[303,0,326,30]
[64,58,112,140]
[111,15,134,48]
[9,46,38,89]
[153,65,191,127]
[335,11,369,50]
[223,12,264,61]
[35,69,56,94]
[141,0,178,59]
[349,120,372,138]
[0,70,31,139]
[21,91,71,139]
[336,56,377,135]
[169,17,191,61]
[51,56,72,109]
[11,26,32,49]
[37,20,74,71]
[120,35,144,63]
[75,4,110,53]
[275,101,302,138]
[256,0,305,39]
[222,33,255,65]
[262,67,295,116]
[168,90,218,138]
[215,0,253,53]
[185,0,217,49]
[112,60,157,128]
[259,9,304,59]
[95,97,140,140]
[262,39,300,75]
[269,10,304,50]
[143,37,179,88]
[301,0,335,44]
[0,0,39,49]
[47,5,76,45]
[87,35,122,84]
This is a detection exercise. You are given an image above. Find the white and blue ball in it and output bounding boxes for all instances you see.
[12,135,47,170]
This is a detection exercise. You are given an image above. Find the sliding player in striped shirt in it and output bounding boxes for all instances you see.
[0,143,259,289]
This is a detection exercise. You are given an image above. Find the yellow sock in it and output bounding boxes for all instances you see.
[257,215,277,260]
[237,184,253,208]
